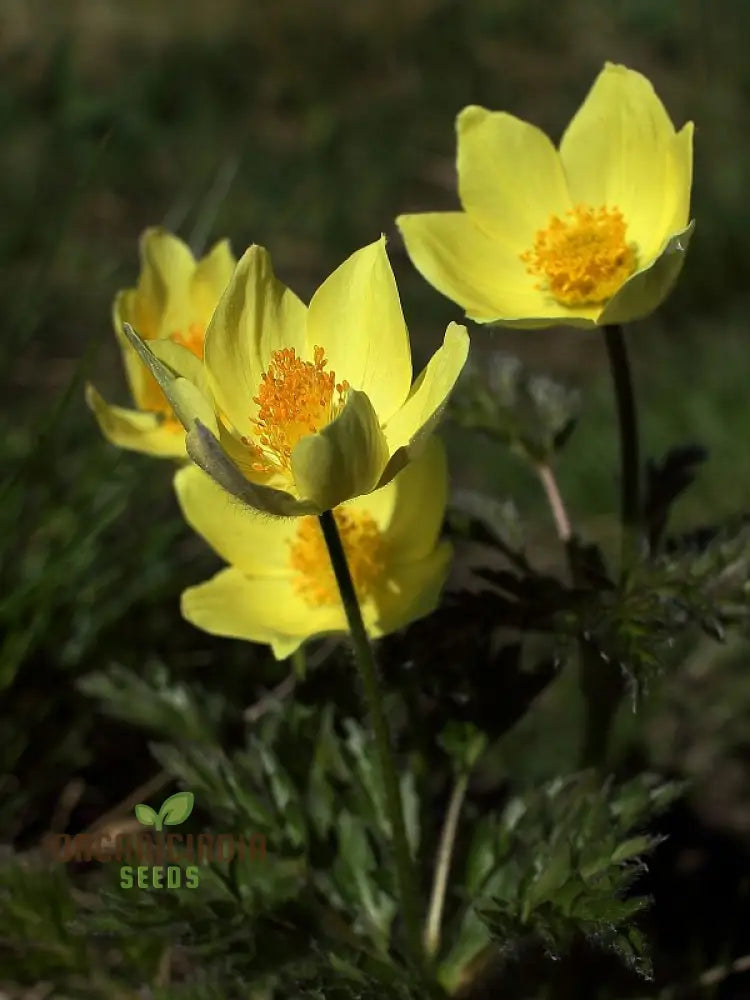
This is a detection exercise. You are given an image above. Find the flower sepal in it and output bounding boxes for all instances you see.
[598,220,695,327]
[187,420,316,517]
[122,322,217,434]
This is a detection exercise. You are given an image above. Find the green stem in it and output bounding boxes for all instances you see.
[576,324,640,768]
[578,646,623,768]
[290,645,307,680]
[318,509,425,974]
[424,771,470,960]
[604,323,641,580]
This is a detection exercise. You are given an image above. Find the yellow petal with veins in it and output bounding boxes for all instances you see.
[135,228,201,338]
[204,244,307,439]
[190,239,236,323]
[559,62,683,262]
[85,383,185,458]
[356,435,448,564]
[396,213,593,326]
[457,106,571,244]
[369,543,453,635]
[174,464,294,574]
[306,236,412,423]
[381,323,469,480]
[181,567,347,657]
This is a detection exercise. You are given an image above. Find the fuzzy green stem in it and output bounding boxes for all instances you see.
[318,508,425,974]
[604,323,641,580]
[576,323,640,768]
[578,645,623,768]
[424,771,470,960]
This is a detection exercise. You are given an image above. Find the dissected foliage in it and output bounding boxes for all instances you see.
[0,695,686,1000]
[5,351,749,998]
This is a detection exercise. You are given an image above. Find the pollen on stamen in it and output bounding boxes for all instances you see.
[289,508,386,607]
[247,346,349,470]
[520,204,637,307]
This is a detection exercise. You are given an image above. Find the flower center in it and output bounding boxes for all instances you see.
[520,204,637,307]
[244,346,349,473]
[289,508,386,607]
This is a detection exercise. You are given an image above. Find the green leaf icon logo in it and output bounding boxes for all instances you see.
[156,791,195,830]
[134,792,195,831]
[134,803,158,827]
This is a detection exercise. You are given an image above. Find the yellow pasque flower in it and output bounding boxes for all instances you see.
[175,436,453,659]
[123,236,469,515]
[86,227,235,457]
[397,63,694,329]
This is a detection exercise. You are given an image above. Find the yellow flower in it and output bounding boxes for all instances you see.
[397,63,694,329]
[86,227,236,457]
[175,436,453,659]
[123,236,469,515]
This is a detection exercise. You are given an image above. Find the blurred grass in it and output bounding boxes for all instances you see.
[3,0,750,833]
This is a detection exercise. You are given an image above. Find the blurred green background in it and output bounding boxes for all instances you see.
[2,0,750,833]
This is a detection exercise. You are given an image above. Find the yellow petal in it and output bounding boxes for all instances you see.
[380,322,469,481]
[174,464,294,575]
[137,228,198,337]
[597,221,694,326]
[457,105,571,244]
[291,389,390,512]
[396,213,592,327]
[140,227,196,285]
[113,288,157,408]
[85,383,185,458]
[113,285,148,339]
[350,436,448,564]
[560,63,684,263]
[306,237,412,422]
[112,233,179,347]
[181,567,346,659]
[369,542,453,636]
[190,238,236,324]
[204,244,308,437]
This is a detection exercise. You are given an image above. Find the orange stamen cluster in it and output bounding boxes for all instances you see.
[245,346,349,472]
[289,508,386,606]
[520,204,636,307]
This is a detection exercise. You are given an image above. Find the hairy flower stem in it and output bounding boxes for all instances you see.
[577,324,640,767]
[319,508,426,977]
[604,323,640,581]
[424,771,470,959]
